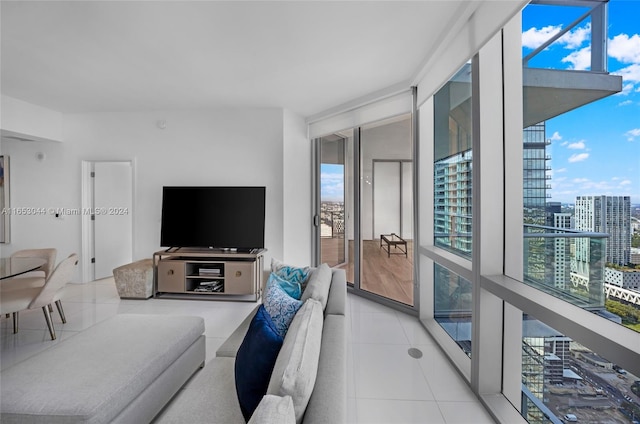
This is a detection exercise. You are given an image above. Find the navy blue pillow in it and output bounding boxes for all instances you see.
[235,305,284,421]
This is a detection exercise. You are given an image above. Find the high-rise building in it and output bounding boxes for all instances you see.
[546,201,562,227]
[524,123,551,225]
[575,195,631,266]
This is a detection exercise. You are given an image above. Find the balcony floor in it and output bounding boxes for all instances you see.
[322,238,414,306]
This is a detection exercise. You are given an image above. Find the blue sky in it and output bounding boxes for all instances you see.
[523,0,640,204]
[321,163,344,202]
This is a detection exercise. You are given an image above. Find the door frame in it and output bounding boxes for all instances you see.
[312,111,420,314]
[80,159,136,282]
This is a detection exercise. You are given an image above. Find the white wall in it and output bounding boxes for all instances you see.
[1,95,63,142]
[1,107,309,280]
[360,116,412,240]
[282,109,312,266]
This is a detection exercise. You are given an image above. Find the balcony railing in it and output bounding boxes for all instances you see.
[523,0,608,73]
[524,224,609,308]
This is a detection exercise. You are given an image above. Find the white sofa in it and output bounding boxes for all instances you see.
[0,314,205,423]
[0,268,347,424]
[155,267,348,424]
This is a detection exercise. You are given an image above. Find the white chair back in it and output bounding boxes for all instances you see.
[11,248,58,279]
[28,254,78,310]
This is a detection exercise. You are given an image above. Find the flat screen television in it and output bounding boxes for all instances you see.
[160,186,265,250]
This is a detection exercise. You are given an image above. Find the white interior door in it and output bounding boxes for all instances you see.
[94,162,133,279]
[373,161,400,238]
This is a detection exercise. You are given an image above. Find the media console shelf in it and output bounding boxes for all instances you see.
[153,248,265,302]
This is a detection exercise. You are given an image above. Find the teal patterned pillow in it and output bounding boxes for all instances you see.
[270,273,302,300]
[264,274,303,338]
[271,258,311,286]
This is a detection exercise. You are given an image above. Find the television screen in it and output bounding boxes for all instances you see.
[160,186,265,250]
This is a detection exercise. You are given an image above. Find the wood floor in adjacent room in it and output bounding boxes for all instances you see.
[321,238,414,306]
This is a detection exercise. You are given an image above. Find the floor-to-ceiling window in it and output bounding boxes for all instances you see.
[431,63,474,355]
[418,3,639,423]
[520,1,640,422]
[313,111,416,309]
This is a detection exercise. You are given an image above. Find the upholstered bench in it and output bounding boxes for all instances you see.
[113,258,154,299]
[0,314,205,424]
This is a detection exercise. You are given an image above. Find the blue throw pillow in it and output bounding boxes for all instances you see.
[235,305,284,422]
[263,275,303,338]
[269,272,301,300]
[271,258,311,286]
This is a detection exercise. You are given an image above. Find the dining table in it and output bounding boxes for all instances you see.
[0,257,47,280]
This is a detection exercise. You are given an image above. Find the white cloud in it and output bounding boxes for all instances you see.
[561,141,569,146]
[567,141,586,150]
[522,25,562,49]
[620,180,632,186]
[618,100,633,106]
[559,23,591,49]
[562,47,591,70]
[625,128,640,141]
[550,131,562,141]
[609,34,640,64]
[572,178,590,183]
[619,64,640,82]
[568,153,589,163]
[556,168,567,173]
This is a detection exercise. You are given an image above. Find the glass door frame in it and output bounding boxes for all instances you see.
[312,87,420,314]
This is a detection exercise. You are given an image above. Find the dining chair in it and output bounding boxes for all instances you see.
[0,254,78,340]
[3,248,58,318]
[10,248,57,280]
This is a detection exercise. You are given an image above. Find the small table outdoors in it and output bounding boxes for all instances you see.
[0,257,46,280]
[380,233,408,258]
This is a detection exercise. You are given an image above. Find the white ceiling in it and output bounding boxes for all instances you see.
[1,1,475,118]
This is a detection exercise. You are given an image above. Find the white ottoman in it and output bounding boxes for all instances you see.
[113,258,154,299]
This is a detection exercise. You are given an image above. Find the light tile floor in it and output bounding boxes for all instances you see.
[0,278,495,424]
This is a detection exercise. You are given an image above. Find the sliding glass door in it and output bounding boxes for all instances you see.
[360,116,414,306]
[314,113,415,309]
[316,130,354,282]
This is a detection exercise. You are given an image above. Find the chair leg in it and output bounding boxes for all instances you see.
[42,307,56,340]
[55,300,67,324]
[12,312,19,334]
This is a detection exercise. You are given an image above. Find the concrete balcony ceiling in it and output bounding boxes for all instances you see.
[523,68,623,128]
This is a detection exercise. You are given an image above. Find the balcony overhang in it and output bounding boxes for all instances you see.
[523,68,623,128]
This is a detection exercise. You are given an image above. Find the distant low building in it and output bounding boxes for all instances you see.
[605,267,640,291]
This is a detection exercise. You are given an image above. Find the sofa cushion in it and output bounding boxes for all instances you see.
[302,314,347,424]
[235,305,284,421]
[300,263,332,310]
[271,258,311,286]
[264,275,303,338]
[248,395,295,424]
[267,299,324,424]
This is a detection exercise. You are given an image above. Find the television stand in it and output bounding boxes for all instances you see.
[153,248,265,302]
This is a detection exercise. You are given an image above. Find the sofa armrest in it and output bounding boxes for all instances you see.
[324,269,347,316]
[215,305,260,357]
